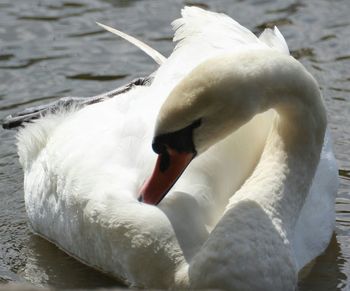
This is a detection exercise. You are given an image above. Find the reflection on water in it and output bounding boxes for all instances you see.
[299,235,348,290]
[21,235,117,288]
[0,0,349,289]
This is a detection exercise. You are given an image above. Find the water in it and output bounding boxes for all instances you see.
[0,0,349,289]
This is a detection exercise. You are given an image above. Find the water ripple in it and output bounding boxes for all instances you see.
[0,55,70,70]
[256,18,293,31]
[17,16,61,22]
[0,90,71,112]
[327,22,350,29]
[267,3,305,14]
[330,87,350,93]
[47,2,87,10]
[339,169,350,181]
[67,30,105,38]
[318,34,336,42]
[0,54,15,61]
[290,48,315,60]
[335,55,350,62]
[66,73,129,81]
[184,1,210,9]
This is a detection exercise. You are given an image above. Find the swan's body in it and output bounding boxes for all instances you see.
[15,7,337,290]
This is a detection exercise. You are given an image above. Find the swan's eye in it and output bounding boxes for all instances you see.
[152,140,167,155]
[152,119,201,155]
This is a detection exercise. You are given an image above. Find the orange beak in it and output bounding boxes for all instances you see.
[139,149,195,205]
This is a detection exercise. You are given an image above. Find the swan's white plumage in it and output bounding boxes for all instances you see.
[293,128,338,269]
[17,6,337,290]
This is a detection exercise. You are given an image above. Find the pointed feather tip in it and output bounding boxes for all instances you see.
[96,21,104,28]
[95,22,166,65]
[96,22,114,33]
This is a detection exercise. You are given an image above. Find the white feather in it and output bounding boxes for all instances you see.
[172,6,259,50]
[96,22,166,65]
[259,26,290,55]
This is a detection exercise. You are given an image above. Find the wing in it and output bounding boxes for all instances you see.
[152,6,273,88]
[1,76,153,129]
[172,6,260,51]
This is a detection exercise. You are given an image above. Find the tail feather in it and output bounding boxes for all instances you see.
[17,112,71,172]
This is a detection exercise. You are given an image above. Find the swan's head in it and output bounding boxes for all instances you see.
[139,55,259,205]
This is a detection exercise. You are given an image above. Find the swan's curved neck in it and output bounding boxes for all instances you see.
[179,53,327,289]
[236,113,324,234]
[230,54,327,234]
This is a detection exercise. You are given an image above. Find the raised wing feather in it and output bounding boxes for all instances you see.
[172,6,261,51]
[259,26,290,55]
[96,22,166,65]
[152,6,270,88]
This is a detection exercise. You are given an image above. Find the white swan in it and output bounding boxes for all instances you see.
[13,7,337,290]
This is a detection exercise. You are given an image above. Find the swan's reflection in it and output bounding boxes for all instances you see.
[21,233,122,289]
[298,234,347,290]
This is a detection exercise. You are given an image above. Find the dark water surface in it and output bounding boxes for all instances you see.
[0,0,349,289]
